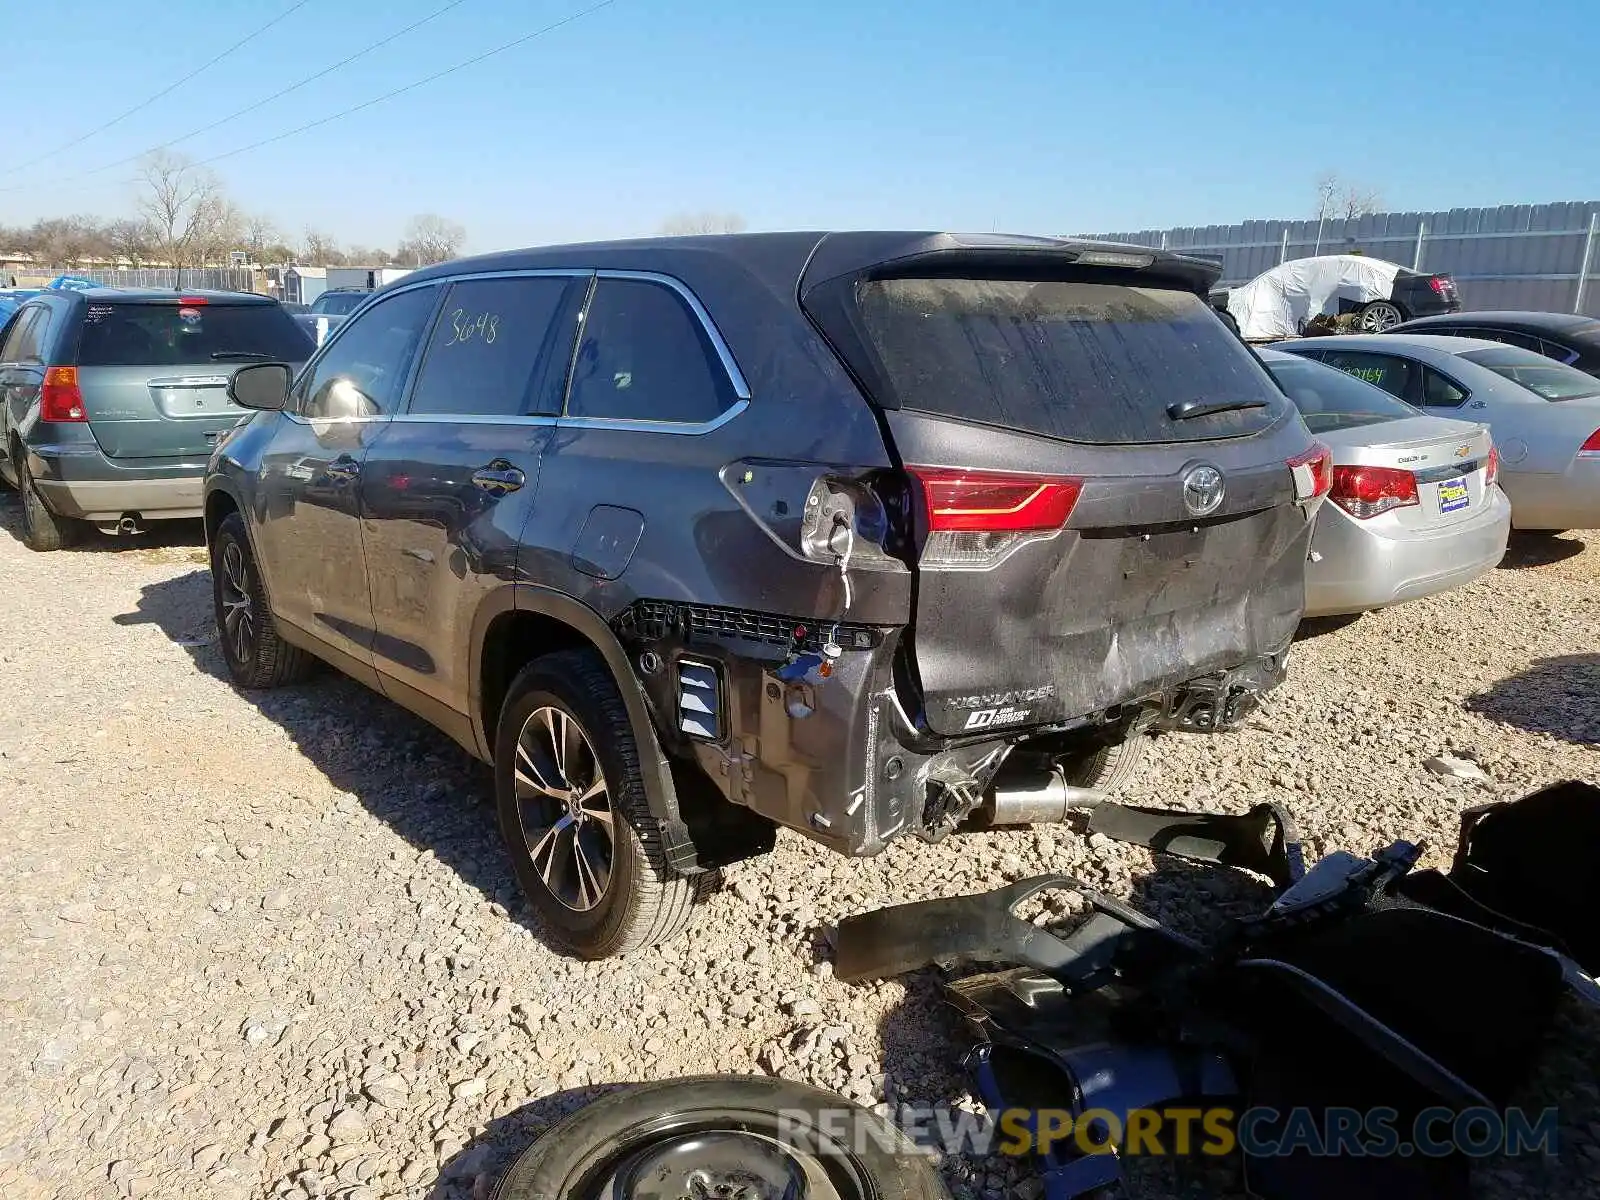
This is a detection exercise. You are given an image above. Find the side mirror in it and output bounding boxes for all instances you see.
[229,362,293,412]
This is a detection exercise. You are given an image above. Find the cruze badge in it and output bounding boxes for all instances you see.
[1182,465,1225,517]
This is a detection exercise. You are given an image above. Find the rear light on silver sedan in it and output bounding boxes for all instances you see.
[1330,464,1419,520]
[1580,430,1600,458]
[1486,446,1500,486]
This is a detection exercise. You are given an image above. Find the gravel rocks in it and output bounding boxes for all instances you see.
[1,506,1597,1199]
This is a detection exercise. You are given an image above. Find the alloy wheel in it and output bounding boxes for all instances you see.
[1359,302,1403,332]
[219,541,256,664]
[513,706,615,912]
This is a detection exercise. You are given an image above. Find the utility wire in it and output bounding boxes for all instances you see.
[192,0,619,168]
[3,0,314,175]
[82,0,475,179]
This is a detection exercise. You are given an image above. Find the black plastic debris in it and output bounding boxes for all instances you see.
[835,780,1600,1200]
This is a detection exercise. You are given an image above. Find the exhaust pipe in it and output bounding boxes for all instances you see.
[117,514,142,536]
[987,768,1107,825]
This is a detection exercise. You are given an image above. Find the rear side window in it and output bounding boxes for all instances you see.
[1,306,47,363]
[409,277,572,417]
[853,278,1288,444]
[1264,358,1419,433]
[565,279,737,424]
[1460,346,1600,401]
[78,302,312,367]
[313,291,368,316]
[1320,350,1417,400]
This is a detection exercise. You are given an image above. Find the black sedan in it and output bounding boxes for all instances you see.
[1389,310,1600,378]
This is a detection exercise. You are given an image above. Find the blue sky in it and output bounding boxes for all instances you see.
[5,0,1598,253]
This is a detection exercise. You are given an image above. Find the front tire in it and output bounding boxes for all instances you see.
[1357,300,1405,332]
[16,448,79,552]
[211,512,317,687]
[492,1076,948,1200]
[494,648,702,959]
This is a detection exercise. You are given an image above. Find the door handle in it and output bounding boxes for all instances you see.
[325,455,361,481]
[472,463,525,495]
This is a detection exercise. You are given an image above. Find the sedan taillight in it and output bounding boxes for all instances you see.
[1331,465,1419,520]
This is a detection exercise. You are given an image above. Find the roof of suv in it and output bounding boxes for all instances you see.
[400,232,1224,294]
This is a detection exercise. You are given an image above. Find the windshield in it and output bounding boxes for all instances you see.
[312,291,368,316]
[855,277,1288,444]
[1266,356,1421,432]
[78,302,313,366]
[1460,346,1600,401]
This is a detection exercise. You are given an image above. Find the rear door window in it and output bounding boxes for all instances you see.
[1459,346,1600,401]
[78,302,312,366]
[852,277,1288,444]
[1320,349,1417,401]
[408,277,573,418]
[565,278,737,424]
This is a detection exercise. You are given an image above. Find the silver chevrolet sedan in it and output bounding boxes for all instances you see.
[1275,334,1600,531]
[1259,348,1511,617]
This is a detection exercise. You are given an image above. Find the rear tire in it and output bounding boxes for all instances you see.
[494,648,703,959]
[16,448,79,552]
[1057,730,1150,794]
[492,1075,948,1200]
[211,512,317,687]
[1357,300,1405,332]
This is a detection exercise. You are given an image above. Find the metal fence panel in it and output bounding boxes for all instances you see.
[15,266,258,292]
[1084,201,1600,317]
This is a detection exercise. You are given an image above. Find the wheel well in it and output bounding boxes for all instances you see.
[478,610,594,740]
[204,490,239,547]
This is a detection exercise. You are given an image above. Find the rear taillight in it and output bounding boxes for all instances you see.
[1485,446,1500,485]
[40,366,86,422]
[907,466,1082,569]
[1580,429,1600,457]
[1429,276,1449,296]
[1330,464,1419,520]
[1286,443,1333,504]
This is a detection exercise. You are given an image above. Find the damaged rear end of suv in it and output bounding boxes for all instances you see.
[620,234,1330,874]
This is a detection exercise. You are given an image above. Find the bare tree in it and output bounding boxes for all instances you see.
[396,213,466,266]
[300,228,346,266]
[105,218,157,266]
[135,150,234,267]
[243,214,282,264]
[345,244,392,266]
[1315,173,1383,220]
[25,216,106,266]
[657,211,748,236]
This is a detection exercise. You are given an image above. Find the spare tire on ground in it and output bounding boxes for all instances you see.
[493,1075,951,1200]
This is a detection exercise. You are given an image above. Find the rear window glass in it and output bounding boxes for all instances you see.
[78,302,312,367]
[1459,346,1600,401]
[1265,358,1419,433]
[855,278,1288,443]
[313,291,368,316]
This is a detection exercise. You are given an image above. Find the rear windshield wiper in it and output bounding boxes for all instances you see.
[210,350,278,361]
[1167,398,1271,421]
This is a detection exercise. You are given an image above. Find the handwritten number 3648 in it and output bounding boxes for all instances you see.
[445,308,499,346]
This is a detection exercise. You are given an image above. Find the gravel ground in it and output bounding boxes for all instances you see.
[0,493,1597,1200]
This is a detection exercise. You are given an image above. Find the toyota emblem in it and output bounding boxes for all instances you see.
[1182,465,1225,516]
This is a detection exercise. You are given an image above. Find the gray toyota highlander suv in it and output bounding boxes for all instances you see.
[203,232,1331,958]
[0,288,312,550]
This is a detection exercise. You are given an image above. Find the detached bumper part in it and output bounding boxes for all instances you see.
[834,781,1600,1200]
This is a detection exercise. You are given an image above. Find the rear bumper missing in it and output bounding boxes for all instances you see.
[616,603,1289,858]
